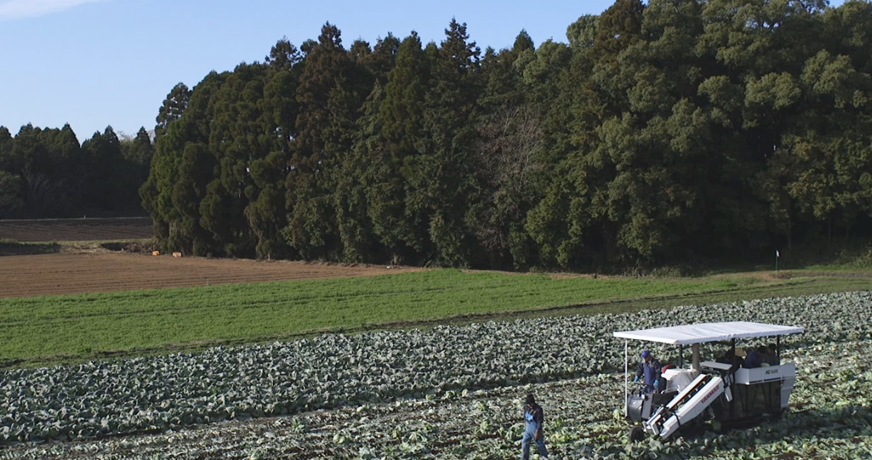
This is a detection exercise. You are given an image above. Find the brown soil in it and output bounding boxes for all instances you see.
[0,252,418,298]
[0,217,153,242]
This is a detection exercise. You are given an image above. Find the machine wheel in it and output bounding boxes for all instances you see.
[629,425,645,443]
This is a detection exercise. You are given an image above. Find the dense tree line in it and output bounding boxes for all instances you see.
[142,0,872,269]
[0,125,154,219]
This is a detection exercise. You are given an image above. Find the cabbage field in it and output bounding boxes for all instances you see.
[1,291,871,459]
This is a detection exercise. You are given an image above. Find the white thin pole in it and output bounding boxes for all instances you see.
[624,339,629,417]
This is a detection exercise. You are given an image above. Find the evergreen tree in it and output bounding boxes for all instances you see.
[0,171,24,218]
[155,83,191,139]
[360,34,401,85]
[408,19,482,266]
[567,15,599,49]
[283,23,371,259]
[251,38,304,259]
[123,127,155,166]
[0,127,13,173]
[129,2,872,269]
[366,32,432,264]
[81,127,126,213]
[143,72,225,254]
[265,37,301,72]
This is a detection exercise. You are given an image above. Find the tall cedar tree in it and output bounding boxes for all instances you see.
[408,19,482,266]
[364,32,431,264]
[284,23,361,259]
[127,2,872,269]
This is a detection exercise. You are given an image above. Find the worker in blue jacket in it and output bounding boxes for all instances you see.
[745,345,769,368]
[521,394,549,460]
[634,350,662,393]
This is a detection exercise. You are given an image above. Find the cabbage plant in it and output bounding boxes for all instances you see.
[0,291,870,459]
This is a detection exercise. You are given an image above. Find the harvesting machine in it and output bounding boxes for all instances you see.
[613,321,804,442]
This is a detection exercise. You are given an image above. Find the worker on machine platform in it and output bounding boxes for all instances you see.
[633,350,661,393]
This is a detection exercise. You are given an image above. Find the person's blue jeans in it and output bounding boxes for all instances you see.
[521,426,548,459]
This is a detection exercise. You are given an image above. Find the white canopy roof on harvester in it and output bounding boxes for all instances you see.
[613,321,804,345]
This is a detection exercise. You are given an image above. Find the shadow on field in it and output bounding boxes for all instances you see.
[710,404,872,449]
[0,241,60,256]
[611,405,872,460]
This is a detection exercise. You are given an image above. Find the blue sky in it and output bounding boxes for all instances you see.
[0,0,843,141]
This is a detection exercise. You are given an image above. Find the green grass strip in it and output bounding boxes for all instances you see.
[0,268,869,368]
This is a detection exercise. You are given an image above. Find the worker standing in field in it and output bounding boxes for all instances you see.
[522,394,549,460]
[634,350,661,393]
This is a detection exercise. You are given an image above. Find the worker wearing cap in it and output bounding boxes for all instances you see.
[634,350,662,393]
[521,394,549,460]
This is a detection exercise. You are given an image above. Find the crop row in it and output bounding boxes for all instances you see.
[3,340,871,459]
[0,291,870,450]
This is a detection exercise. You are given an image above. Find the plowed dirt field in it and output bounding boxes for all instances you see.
[0,253,416,298]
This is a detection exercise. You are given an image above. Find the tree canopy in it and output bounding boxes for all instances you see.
[6,1,872,271]
[141,3,872,269]
[0,124,153,219]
